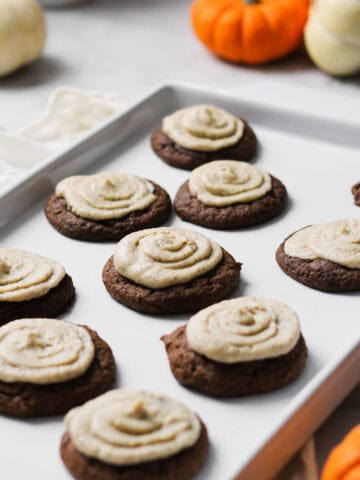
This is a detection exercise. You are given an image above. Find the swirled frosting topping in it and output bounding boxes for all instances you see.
[0,249,65,302]
[162,105,244,152]
[189,160,272,206]
[0,319,95,384]
[65,389,201,466]
[284,220,360,269]
[186,297,300,363]
[114,227,223,289]
[56,173,156,221]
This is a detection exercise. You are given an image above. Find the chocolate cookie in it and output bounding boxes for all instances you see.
[175,176,287,229]
[60,422,208,480]
[276,240,360,293]
[102,250,241,315]
[45,182,172,242]
[162,326,307,397]
[0,274,75,327]
[0,326,115,418]
[352,182,360,206]
[151,120,257,171]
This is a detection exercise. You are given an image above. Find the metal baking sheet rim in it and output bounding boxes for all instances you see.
[236,340,360,479]
[2,81,360,228]
[0,82,359,480]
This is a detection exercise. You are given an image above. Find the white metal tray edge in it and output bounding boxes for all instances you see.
[0,82,359,480]
[1,81,360,228]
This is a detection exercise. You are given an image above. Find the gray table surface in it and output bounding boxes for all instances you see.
[0,0,359,132]
[0,0,359,476]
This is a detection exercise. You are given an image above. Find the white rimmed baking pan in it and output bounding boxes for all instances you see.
[0,83,359,480]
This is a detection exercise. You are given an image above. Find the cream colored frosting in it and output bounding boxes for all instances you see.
[0,318,94,384]
[0,249,65,302]
[65,389,201,466]
[19,88,122,151]
[56,173,156,221]
[186,297,300,363]
[163,104,244,152]
[189,160,272,207]
[284,220,360,269]
[114,227,223,289]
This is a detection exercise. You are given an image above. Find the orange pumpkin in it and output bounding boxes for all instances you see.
[321,425,360,480]
[191,0,310,65]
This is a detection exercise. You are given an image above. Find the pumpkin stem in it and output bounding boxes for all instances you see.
[243,0,260,4]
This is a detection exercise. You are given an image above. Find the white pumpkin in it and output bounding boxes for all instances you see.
[305,0,360,76]
[0,0,46,77]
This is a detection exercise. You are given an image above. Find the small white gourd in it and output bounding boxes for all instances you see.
[305,0,360,76]
[0,0,46,77]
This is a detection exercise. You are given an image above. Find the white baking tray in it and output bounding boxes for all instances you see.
[0,83,359,480]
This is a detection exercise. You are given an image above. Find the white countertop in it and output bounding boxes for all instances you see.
[0,0,359,132]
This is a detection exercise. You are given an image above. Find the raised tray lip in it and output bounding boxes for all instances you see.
[233,338,360,479]
[2,80,360,203]
[0,82,164,201]
[1,81,359,479]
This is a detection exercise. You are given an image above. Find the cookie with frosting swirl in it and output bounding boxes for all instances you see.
[162,297,307,397]
[114,227,223,289]
[277,220,360,292]
[0,249,75,326]
[102,227,241,314]
[45,173,172,242]
[175,161,288,229]
[60,389,208,480]
[186,297,300,363]
[0,318,115,417]
[151,105,257,170]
